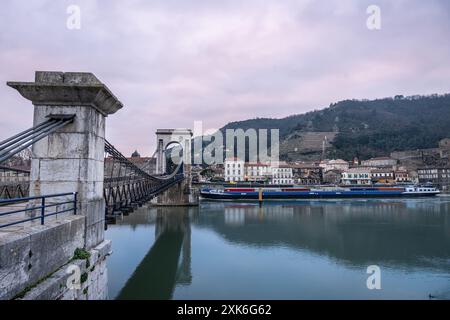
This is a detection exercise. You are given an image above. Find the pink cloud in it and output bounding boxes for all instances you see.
[0,0,449,156]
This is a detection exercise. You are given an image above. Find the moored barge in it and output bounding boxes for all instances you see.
[200,185,440,200]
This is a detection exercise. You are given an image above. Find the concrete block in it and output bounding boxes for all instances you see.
[81,199,105,227]
[31,135,49,159]
[63,72,101,85]
[89,239,111,267]
[22,258,85,300]
[30,159,40,181]
[0,233,31,300]
[85,107,105,138]
[35,71,64,84]
[39,159,80,182]
[28,217,85,283]
[29,181,41,197]
[79,181,103,201]
[46,133,89,159]
[94,239,111,259]
[87,259,108,300]
[33,105,105,137]
[85,221,105,249]
[30,181,78,198]
[20,239,111,300]
[79,159,104,183]
[0,216,85,300]
[87,134,105,161]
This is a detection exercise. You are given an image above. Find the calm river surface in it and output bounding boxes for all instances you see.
[106,197,450,300]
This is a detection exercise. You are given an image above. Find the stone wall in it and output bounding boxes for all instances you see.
[21,240,111,300]
[0,216,85,300]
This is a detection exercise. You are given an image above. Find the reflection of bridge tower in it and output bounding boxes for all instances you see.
[154,210,192,285]
[177,217,192,285]
[117,209,192,299]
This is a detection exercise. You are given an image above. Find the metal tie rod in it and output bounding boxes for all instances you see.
[0,119,58,151]
[0,118,56,148]
[0,120,64,158]
[0,115,75,164]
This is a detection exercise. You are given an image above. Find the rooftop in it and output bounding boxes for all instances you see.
[345,167,372,173]
[371,168,394,173]
[225,157,244,162]
[245,162,269,167]
[364,157,394,161]
[329,159,348,164]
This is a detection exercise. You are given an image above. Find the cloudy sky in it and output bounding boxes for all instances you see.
[0,0,449,155]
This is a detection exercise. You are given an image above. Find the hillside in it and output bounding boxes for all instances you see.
[217,94,450,161]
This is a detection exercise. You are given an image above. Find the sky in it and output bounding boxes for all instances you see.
[0,0,449,155]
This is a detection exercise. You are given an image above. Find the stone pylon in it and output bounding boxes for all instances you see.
[8,71,123,248]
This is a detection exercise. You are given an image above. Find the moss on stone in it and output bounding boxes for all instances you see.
[80,272,88,284]
[73,248,91,261]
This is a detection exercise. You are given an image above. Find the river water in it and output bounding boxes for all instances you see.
[105,197,450,300]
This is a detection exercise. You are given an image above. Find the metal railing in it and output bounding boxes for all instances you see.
[0,192,77,229]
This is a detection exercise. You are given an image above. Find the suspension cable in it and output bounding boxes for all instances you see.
[0,115,75,164]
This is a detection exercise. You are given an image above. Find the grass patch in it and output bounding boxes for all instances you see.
[73,248,91,261]
[80,273,88,284]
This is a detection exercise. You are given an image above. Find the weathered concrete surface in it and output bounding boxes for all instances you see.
[20,240,111,300]
[8,71,122,249]
[0,215,85,300]
[7,71,123,116]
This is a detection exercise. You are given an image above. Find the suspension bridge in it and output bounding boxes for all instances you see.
[0,71,198,300]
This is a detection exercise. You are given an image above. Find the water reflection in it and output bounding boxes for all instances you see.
[117,209,192,300]
[202,200,450,271]
[107,198,450,300]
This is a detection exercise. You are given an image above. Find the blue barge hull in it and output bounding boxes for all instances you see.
[200,188,440,200]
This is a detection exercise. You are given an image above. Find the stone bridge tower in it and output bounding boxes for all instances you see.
[155,129,192,176]
[2,71,121,300]
[154,129,197,206]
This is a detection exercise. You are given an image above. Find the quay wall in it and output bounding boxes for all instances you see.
[0,216,84,300]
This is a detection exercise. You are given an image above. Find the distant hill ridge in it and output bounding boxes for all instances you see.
[219,94,450,161]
